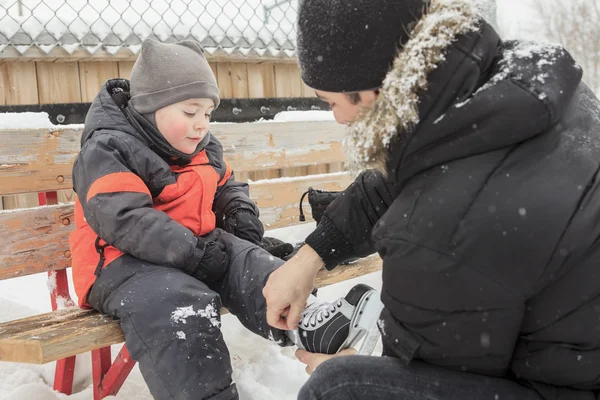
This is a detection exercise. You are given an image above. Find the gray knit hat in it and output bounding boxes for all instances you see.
[130,39,220,114]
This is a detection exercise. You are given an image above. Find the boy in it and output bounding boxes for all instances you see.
[69,39,379,400]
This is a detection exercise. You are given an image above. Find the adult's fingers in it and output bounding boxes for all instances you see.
[266,305,290,330]
[285,301,305,330]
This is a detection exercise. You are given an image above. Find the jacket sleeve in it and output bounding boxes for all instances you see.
[305,169,395,269]
[73,133,205,274]
[378,239,523,376]
[207,135,264,245]
[213,173,265,245]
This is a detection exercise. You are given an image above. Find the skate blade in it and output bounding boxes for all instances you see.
[338,289,383,355]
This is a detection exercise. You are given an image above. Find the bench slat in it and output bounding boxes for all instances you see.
[0,173,353,280]
[0,258,382,364]
[0,205,74,278]
[0,308,123,364]
[252,172,353,228]
[0,121,345,196]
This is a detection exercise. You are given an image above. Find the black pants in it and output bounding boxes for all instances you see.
[87,232,290,400]
[299,355,543,400]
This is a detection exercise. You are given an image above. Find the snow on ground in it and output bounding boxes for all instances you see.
[0,223,382,399]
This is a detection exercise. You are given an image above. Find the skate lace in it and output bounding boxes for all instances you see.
[300,299,344,328]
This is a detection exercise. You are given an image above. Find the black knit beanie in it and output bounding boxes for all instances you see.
[297,0,428,93]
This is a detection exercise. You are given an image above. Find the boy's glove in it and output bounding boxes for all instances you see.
[261,237,295,260]
[223,209,264,246]
[192,229,230,283]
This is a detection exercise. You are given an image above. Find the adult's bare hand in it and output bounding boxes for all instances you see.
[263,245,324,330]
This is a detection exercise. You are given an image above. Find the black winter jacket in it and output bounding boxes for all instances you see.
[305,7,600,400]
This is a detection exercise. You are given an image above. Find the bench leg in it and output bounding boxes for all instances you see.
[48,267,76,395]
[92,345,136,399]
[53,356,76,394]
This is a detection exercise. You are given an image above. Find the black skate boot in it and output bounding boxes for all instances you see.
[288,284,382,355]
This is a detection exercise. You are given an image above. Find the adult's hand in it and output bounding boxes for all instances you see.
[263,245,324,330]
[296,348,357,375]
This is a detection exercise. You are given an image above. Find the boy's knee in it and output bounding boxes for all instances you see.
[114,272,223,348]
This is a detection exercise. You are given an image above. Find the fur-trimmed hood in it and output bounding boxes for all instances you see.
[345,0,583,177]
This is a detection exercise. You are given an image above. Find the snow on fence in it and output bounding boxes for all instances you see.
[0,0,298,58]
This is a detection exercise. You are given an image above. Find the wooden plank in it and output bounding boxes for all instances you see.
[118,61,135,80]
[0,121,346,195]
[0,62,42,210]
[209,62,218,82]
[328,161,346,173]
[206,122,348,174]
[249,169,281,181]
[0,204,74,278]
[315,256,382,288]
[0,62,39,105]
[0,172,353,279]
[0,256,381,364]
[216,62,249,99]
[275,64,303,98]
[79,62,119,102]
[247,63,276,98]
[0,128,80,196]
[250,172,353,229]
[57,190,75,204]
[0,308,123,364]
[0,68,4,105]
[307,164,329,175]
[216,62,234,98]
[1,193,39,209]
[301,80,315,98]
[36,62,82,104]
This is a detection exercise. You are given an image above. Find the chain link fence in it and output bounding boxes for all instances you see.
[0,0,298,56]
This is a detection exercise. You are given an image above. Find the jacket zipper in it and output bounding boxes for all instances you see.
[94,236,109,276]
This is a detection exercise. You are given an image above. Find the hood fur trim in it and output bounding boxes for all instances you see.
[344,0,481,172]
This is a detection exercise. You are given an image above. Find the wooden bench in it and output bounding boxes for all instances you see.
[0,120,382,399]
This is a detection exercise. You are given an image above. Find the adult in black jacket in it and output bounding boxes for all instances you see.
[263,0,600,399]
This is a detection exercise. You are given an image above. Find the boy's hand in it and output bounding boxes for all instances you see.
[192,229,230,283]
[223,209,264,245]
[296,348,357,375]
[263,245,324,330]
[261,237,294,260]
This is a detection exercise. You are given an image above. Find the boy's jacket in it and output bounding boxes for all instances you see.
[70,79,261,307]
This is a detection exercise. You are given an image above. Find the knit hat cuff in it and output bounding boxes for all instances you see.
[301,68,384,93]
[131,80,220,114]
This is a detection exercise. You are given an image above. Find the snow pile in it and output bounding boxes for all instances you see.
[0,109,335,131]
[0,112,84,130]
[0,112,56,129]
[273,110,334,122]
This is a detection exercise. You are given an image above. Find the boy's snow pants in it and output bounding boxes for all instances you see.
[87,232,290,400]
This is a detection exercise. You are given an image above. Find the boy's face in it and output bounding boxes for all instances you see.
[155,98,215,154]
